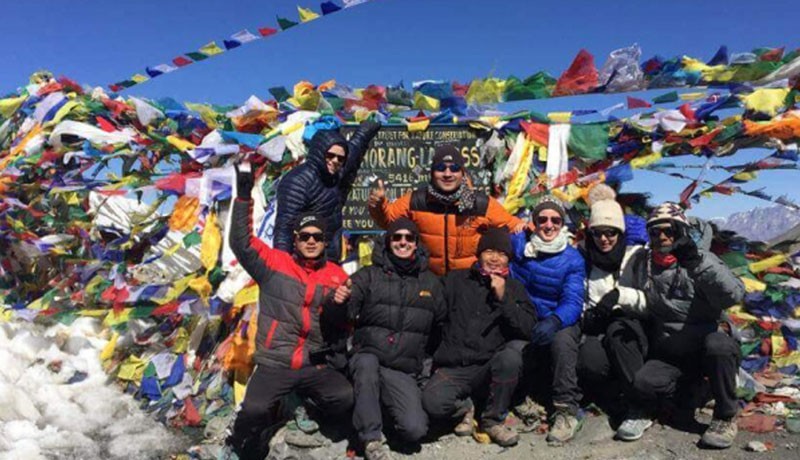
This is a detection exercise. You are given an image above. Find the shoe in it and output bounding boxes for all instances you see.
[616,412,654,442]
[700,417,737,449]
[454,405,475,436]
[364,440,391,460]
[546,409,582,444]
[483,423,519,447]
[294,405,319,434]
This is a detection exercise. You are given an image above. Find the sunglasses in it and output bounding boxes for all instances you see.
[296,231,324,242]
[536,215,563,226]
[648,226,676,238]
[391,233,417,243]
[432,163,462,173]
[325,151,346,163]
[590,228,620,239]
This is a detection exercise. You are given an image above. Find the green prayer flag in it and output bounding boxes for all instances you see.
[568,123,609,161]
[183,231,201,248]
[269,87,291,102]
[185,52,209,62]
[277,16,298,30]
[652,91,679,104]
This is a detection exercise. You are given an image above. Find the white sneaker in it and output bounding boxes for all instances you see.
[616,416,653,441]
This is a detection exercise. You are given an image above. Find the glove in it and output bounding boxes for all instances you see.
[530,315,561,346]
[594,288,620,317]
[358,119,381,137]
[234,162,254,198]
[670,223,701,270]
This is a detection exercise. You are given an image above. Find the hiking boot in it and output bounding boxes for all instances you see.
[546,410,582,444]
[483,423,519,447]
[700,417,737,449]
[616,413,654,442]
[364,440,391,460]
[454,405,475,436]
[294,405,319,434]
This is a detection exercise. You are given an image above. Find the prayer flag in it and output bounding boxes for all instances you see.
[298,6,320,22]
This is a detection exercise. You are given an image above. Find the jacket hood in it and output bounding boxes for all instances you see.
[306,129,349,184]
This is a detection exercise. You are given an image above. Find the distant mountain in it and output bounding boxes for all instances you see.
[711,205,800,242]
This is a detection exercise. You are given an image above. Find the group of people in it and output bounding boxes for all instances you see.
[223,123,745,460]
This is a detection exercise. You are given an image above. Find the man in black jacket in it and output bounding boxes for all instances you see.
[336,218,446,460]
[274,120,381,261]
[422,228,537,447]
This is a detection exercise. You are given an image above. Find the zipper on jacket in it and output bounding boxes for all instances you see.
[443,207,450,273]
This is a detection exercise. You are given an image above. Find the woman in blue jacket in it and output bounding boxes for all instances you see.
[510,197,586,445]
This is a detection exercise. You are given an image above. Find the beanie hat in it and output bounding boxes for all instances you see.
[294,212,328,234]
[587,184,625,231]
[385,218,419,246]
[431,145,466,169]
[647,202,689,228]
[477,228,512,257]
[531,196,566,221]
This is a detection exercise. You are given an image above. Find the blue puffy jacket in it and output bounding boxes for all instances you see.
[509,232,586,327]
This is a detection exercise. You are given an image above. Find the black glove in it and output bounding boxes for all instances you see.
[595,288,620,317]
[530,315,561,346]
[358,119,381,137]
[670,223,701,270]
[234,162,254,198]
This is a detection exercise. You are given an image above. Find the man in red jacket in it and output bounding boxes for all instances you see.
[224,162,353,460]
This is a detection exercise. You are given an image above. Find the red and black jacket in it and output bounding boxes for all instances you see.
[230,198,349,369]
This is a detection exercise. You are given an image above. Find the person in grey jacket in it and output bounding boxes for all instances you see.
[613,202,745,449]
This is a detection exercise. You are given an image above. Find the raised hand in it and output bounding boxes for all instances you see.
[489,274,506,301]
[234,161,254,198]
[368,179,386,208]
[333,279,352,304]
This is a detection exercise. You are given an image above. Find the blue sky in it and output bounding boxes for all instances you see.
[2,0,798,219]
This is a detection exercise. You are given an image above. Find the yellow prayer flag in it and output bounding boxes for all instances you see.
[548,112,572,123]
[100,331,119,361]
[407,118,430,132]
[732,171,758,182]
[740,88,791,116]
[465,78,506,105]
[773,351,800,368]
[200,211,221,271]
[679,92,707,101]
[234,284,259,307]
[169,195,200,232]
[189,274,213,302]
[288,81,321,110]
[199,41,224,56]
[48,100,79,126]
[130,74,149,84]
[748,253,788,273]
[173,327,189,353]
[297,6,320,22]
[741,277,767,293]
[630,151,662,169]
[167,135,196,152]
[0,95,27,118]
[358,239,373,268]
[504,139,533,214]
[184,103,219,129]
[154,275,195,305]
[103,308,132,327]
[117,355,146,381]
[413,92,440,111]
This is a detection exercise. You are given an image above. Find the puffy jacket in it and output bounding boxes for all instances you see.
[433,266,536,367]
[509,232,586,327]
[274,121,380,258]
[584,245,648,314]
[347,242,446,374]
[230,198,350,369]
[370,186,522,275]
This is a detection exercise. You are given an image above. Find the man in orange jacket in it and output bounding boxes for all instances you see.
[369,145,524,275]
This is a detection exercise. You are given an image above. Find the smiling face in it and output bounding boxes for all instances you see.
[389,230,417,260]
[590,226,621,253]
[431,162,463,193]
[535,209,564,243]
[479,249,509,273]
[324,144,347,175]
[294,225,326,259]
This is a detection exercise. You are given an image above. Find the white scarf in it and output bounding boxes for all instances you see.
[524,227,571,258]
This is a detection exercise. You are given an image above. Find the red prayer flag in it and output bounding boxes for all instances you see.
[258,27,278,37]
[626,96,652,109]
[760,47,784,62]
[172,56,193,67]
[553,49,599,96]
[679,103,696,121]
[95,116,117,132]
[520,120,549,145]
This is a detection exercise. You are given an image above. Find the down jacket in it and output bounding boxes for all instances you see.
[274,121,380,258]
[347,242,446,374]
[433,266,537,367]
[370,186,522,275]
[230,198,350,369]
[509,232,586,327]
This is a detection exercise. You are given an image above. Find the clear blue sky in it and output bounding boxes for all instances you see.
[2,0,798,219]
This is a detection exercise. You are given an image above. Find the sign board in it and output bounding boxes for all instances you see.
[341,125,491,232]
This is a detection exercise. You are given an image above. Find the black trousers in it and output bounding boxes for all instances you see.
[227,364,354,460]
[422,345,523,427]
[577,318,649,391]
[632,331,741,420]
[514,324,582,414]
[350,353,428,443]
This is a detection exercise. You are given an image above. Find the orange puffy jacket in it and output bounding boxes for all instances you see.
[370,186,522,275]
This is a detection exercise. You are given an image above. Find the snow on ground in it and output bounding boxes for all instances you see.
[0,318,187,460]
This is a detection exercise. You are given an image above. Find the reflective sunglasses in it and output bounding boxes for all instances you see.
[590,228,620,239]
[325,151,346,163]
[296,231,324,242]
[432,163,462,173]
[648,226,676,239]
[536,215,563,226]
[390,232,417,243]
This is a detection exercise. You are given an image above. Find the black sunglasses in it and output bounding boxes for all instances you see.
[432,163,461,173]
[391,233,417,243]
[296,231,324,242]
[325,151,346,163]
[536,215,563,226]
[590,228,620,239]
[648,226,676,238]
